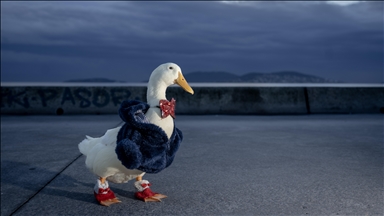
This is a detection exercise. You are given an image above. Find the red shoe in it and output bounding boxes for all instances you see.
[94,179,121,206]
[134,180,167,202]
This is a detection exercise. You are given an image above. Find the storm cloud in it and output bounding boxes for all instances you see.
[1,1,383,83]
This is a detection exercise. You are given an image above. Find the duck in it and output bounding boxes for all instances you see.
[78,62,194,206]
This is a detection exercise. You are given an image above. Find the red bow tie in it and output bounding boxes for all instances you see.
[159,98,176,119]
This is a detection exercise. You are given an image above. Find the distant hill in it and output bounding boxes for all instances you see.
[65,78,125,83]
[182,71,242,82]
[65,71,340,83]
[184,71,340,83]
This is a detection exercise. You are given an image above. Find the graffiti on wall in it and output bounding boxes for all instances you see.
[1,87,140,109]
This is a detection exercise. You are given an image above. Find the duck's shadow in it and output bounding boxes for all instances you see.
[1,160,137,205]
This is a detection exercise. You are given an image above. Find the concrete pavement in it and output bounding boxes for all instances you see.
[1,114,383,215]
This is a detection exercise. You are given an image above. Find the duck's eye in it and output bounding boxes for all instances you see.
[169,66,173,70]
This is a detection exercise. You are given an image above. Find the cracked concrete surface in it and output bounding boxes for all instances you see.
[1,114,383,215]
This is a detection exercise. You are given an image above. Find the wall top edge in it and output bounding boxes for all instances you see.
[1,82,383,88]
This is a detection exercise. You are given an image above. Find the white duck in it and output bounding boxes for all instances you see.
[78,63,194,206]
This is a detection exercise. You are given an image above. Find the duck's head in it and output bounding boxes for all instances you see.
[148,62,194,95]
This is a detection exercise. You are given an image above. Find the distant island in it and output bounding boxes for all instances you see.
[184,71,340,83]
[65,71,341,83]
[64,78,126,83]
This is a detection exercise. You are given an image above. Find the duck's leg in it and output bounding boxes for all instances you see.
[94,177,121,206]
[134,175,167,202]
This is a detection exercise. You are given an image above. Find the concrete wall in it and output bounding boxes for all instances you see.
[307,87,384,114]
[1,84,383,115]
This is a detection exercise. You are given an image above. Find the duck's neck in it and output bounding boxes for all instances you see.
[146,79,168,107]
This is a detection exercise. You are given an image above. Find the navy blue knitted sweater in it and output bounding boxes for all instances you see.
[115,100,183,174]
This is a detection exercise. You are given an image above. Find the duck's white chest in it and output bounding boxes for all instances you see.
[145,108,174,139]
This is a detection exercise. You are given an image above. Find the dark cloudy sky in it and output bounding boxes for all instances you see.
[1,1,383,83]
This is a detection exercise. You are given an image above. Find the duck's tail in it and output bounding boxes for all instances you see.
[78,127,121,156]
[78,135,99,156]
